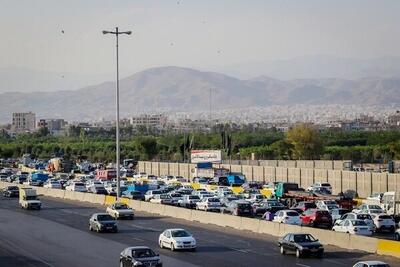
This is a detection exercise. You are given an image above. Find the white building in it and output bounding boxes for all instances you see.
[129,114,167,127]
[12,112,36,133]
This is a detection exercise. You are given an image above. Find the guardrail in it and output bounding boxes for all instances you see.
[1,181,399,258]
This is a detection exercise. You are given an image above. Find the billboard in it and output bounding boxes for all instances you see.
[191,150,222,164]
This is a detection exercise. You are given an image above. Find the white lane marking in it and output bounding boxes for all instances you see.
[229,248,249,253]
[129,223,163,232]
[296,264,311,267]
[131,237,145,241]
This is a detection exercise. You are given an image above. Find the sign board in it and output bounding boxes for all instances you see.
[191,150,222,164]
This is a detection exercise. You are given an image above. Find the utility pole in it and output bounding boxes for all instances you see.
[102,27,132,199]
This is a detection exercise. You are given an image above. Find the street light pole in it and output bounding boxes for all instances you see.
[103,27,131,199]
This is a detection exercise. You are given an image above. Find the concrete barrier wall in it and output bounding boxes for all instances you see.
[0,181,398,258]
[138,161,400,198]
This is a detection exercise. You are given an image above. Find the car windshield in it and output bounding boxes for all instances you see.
[286,211,299,216]
[208,198,219,202]
[352,220,367,226]
[379,215,392,220]
[189,196,200,200]
[237,203,251,208]
[9,186,19,190]
[321,183,331,187]
[160,195,171,199]
[357,214,372,220]
[131,248,156,258]
[171,230,191,237]
[97,214,114,221]
[338,209,349,215]
[114,203,128,209]
[293,234,317,243]
[369,205,382,210]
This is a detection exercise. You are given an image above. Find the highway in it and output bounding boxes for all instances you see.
[0,195,398,267]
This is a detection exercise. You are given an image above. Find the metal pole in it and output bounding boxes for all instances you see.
[116,27,121,199]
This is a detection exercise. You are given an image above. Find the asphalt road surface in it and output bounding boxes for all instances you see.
[0,195,398,267]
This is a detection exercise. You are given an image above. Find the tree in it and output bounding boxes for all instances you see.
[286,123,323,160]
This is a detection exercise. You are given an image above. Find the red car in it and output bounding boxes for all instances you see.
[300,209,332,228]
[291,201,317,212]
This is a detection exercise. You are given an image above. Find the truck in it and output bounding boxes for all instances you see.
[381,191,400,221]
[95,169,117,181]
[19,188,41,210]
[274,182,356,210]
[28,172,49,186]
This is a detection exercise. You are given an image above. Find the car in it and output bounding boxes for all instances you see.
[221,200,253,216]
[159,228,196,251]
[395,228,400,241]
[196,197,221,212]
[278,233,324,258]
[3,185,19,197]
[65,182,87,192]
[330,208,350,223]
[291,201,317,212]
[332,219,373,236]
[300,209,333,228]
[252,201,285,216]
[273,210,302,225]
[315,200,339,211]
[119,246,162,267]
[85,180,103,190]
[370,214,395,233]
[220,195,239,207]
[307,182,332,194]
[144,190,162,202]
[367,193,383,201]
[89,213,118,233]
[43,180,62,189]
[352,261,390,267]
[246,193,265,203]
[122,190,145,200]
[353,204,384,215]
[337,213,375,231]
[150,194,174,205]
[168,192,183,205]
[89,186,108,195]
[15,176,27,184]
[106,202,134,219]
[178,195,201,209]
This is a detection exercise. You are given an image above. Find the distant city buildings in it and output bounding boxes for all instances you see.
[11,112,36,134]
[37,119,68,136]
[129,114,167,128]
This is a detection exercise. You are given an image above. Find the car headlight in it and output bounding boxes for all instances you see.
[176,241,182,244]
[133,262,143,266]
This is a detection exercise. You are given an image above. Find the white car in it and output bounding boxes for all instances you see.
[316,200,339,211]
[370,214,395,233]
[395,228,400,241]
[273,210,301,225]
[133,172,148,179]
[85,180,103,190]
[43,180,62,189]
[144,190,162,202]
[196,197,221,212]
[307,182,332,193]
[336,213,374,231]
[106,202,134,219]
[198,193,214,200]
[352,204,384,215]
[332,219,373,236]
[150,194,173,205]
[65,182,87,192]
[366,193,383,201]
[159,228,196,251]
[353,261,390,267]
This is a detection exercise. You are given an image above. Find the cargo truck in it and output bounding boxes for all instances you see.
[28,172,49,186]
[19,188,41,210]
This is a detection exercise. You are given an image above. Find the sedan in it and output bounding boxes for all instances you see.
[159,228,196,251]
[273,210,302,225]
[332,219,373,236]
[196,197,222,212]
[89,213,118,233]
[3,186,19,197]
[120,246,162,267]
[278,233,324,258]
[353,261,390,267]
[106,202,134,220]
[122,190,144,200]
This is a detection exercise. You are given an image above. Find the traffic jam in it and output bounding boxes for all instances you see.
[1,157,398,267]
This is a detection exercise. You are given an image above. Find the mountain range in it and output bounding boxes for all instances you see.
[1,66,400,123]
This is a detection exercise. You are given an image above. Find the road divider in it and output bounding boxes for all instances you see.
[0,181,398,259]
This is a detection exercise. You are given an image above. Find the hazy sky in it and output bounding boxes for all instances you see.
[1,0,400,78]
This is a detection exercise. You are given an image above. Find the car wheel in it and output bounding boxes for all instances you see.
[296,249,302,258]
[310,220,314,227]
[159,240,164,249]
[317,251,323,258]
[170,243,175,251]
[280,246,285,255]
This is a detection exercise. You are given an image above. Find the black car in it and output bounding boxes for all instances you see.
[15,177,27,184]
[89,213,118,233]
[221,200,253,216]
[90,186,108,195]
[3,186,19,197]
[278,233,324,258]
[120,246,162,267]
[122,190,145,200]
